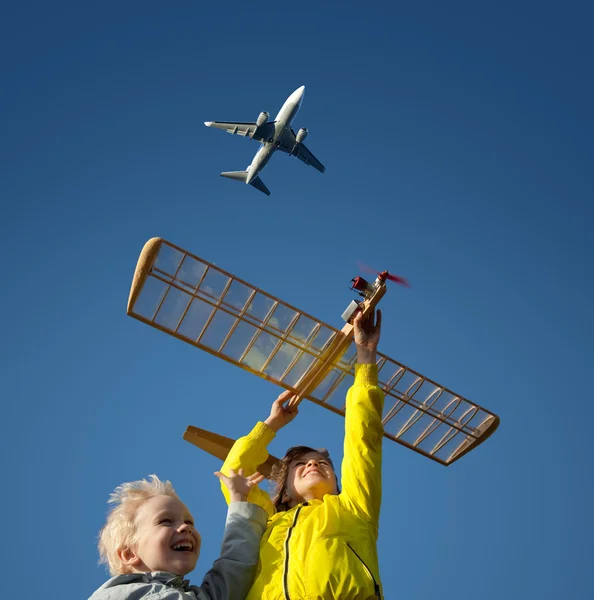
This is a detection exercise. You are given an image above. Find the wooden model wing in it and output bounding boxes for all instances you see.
[127,238,499,466]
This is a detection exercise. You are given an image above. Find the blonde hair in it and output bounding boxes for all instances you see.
[98,474,178,575]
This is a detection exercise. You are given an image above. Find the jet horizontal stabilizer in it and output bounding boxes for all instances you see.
[220,170,271,196]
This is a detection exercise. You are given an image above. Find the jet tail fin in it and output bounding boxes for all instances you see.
[248,175,271,196]
[220,171,271,196]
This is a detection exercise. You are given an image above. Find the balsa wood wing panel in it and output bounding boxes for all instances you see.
[128,238,499,465]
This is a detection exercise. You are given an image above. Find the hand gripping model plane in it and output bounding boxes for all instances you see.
[204,86,325,196]
[127,238,500,475]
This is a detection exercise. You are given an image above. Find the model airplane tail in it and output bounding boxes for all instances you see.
[220,170,271,196]
[183,425,280,478]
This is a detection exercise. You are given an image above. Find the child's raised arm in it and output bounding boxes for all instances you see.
[201,471,268,600]
[340,309,385,528]
[220,392,299,515]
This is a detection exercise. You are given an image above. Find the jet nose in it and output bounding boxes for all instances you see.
[291,85,305,104]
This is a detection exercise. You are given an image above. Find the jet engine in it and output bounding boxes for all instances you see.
[296,128,308,143]
[257,111,269,127]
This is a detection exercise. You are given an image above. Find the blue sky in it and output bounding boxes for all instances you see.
[2,1,593,598]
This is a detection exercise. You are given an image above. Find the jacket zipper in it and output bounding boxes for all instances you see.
[347,542,382,599]
[283,502,306,600]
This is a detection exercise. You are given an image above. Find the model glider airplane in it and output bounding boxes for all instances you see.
[127,238,500,472]
[204,86,325,196]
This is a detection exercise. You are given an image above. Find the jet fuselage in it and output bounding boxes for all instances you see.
[206,85,324,195]
[246,86,304,184]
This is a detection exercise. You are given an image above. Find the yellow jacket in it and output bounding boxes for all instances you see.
[221,364,384,600]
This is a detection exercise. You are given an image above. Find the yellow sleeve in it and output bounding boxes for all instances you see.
[220,421,276,517]
[340,363,384,528]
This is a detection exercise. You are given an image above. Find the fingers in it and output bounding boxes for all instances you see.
[276,389,299,412]
[286,395,301,411]
[247,472,265,485]
[214,471,230,486]
[354,307,372,329]
[354,307,381,330]
[275,390,294,403]
[215,468,238,485]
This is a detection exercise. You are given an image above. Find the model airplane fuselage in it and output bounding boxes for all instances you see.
[205,86,325,196]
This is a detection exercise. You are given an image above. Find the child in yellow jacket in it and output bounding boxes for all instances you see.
[221,309,385,600]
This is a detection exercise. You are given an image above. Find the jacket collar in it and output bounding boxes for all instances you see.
[101,571,193,591]
[141,572,192,591]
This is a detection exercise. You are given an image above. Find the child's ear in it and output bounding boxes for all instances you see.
[118,545,143,569]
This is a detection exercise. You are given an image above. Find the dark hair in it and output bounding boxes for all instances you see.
[269,446,338,512]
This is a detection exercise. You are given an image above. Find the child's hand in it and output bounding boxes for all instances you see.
[263,390,299,432]
[215,468,265,503]
[354,308,382,364]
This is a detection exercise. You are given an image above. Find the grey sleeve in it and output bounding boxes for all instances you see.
[199,502,268,600]
[89,584,189,600]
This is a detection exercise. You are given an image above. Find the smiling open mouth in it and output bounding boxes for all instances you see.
[172,542,194,552]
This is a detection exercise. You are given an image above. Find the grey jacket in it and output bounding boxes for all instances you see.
[88,501,268,600]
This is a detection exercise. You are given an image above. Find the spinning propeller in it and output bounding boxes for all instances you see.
[355,260,410,288]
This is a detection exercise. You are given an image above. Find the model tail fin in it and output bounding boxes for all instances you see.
[183,425,280,478]
[220,171,271,196]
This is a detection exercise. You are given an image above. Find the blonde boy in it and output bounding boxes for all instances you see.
[88,470,267,600]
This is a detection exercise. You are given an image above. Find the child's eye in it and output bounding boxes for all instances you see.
[185,520,194,526]
[159,518,172,524]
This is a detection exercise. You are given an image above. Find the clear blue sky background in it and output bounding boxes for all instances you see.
[2,1,593,598]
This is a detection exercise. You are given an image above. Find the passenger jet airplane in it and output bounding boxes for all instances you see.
[204,86,325,196]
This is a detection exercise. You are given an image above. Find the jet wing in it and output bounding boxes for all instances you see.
[204,121,275,143]
[292,142,326,173]
[278,129,326,173]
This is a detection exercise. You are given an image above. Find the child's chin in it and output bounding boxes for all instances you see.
[176,561,198,575]
[169,565,195,577]
[165,557,198,575]
[304,481,333,496]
